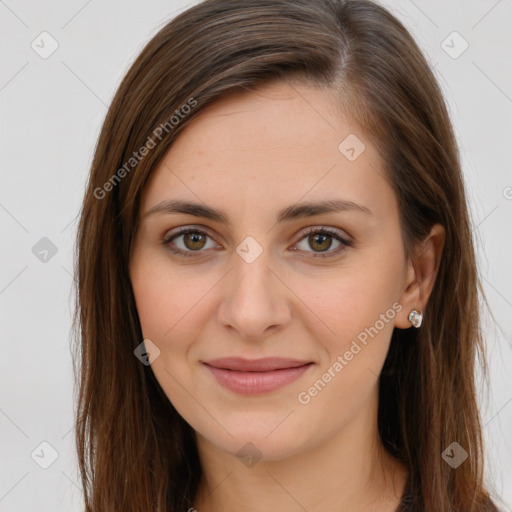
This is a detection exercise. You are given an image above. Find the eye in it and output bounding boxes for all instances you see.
[292,227,351,258]
[163,228,219,257]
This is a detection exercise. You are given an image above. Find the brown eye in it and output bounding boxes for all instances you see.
[183,232,207,250]
[308,232,333,252]
[163,228,218,257]
[294,227,351,258]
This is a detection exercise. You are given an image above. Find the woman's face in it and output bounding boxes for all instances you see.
[129,80,412,461]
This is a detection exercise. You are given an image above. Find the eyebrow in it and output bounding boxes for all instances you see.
[143,198,372,225]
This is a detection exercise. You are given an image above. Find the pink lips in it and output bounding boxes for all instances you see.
[202,357,314,395]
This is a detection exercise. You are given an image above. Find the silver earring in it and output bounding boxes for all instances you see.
[408,309,423,328]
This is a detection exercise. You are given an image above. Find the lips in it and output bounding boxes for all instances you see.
[202,357,314,395]
[203,356,312,372]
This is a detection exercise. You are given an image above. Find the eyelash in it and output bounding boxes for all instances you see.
[162,226,352,259]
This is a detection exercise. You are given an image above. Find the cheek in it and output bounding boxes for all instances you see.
[130,247,209,343]
[306,262,402,353]
[296,247,404,413]
[129,256,211,414]
[130,270,178,342]
[294,288,399,428]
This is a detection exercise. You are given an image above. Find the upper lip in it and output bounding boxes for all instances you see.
[203,357,312,372]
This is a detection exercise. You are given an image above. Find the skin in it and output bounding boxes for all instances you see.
[129,80,445,512]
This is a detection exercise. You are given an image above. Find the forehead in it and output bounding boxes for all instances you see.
[139,81,394,222]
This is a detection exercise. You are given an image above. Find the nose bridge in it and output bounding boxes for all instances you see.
[217,243,290,340]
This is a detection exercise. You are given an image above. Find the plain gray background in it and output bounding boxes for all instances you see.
[1,0,511,510]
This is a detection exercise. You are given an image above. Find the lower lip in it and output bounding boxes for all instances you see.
[203,363,313,395]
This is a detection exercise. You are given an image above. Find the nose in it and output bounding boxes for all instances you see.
[217,251,292,342]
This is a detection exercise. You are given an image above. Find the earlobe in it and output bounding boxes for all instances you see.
[394,223,445,329]
[394,259,420,329]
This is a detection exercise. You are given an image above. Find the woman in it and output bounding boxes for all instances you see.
[73,0,499,510]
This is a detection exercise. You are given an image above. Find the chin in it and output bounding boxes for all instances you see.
[196,416,312,464]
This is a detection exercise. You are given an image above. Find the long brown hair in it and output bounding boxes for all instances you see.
[73,0,497,509]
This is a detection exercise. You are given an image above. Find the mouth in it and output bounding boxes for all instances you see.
[202,357,314,395]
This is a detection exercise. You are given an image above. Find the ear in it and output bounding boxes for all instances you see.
[394,223,446,329]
